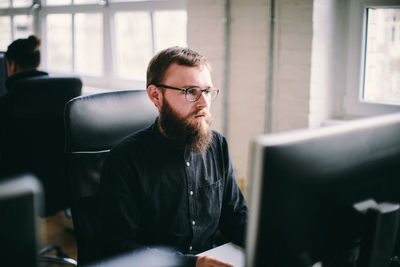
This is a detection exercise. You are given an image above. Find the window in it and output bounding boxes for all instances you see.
[0,13,33,51]
[114,11,152,81]
[0,0,31,8]
[153,10,187,52]
[0,16,12,49]
[362,8,400,105]
[45,12,103,75]
[46,14,73,72]
[340,0,400,118]
[13,15,33,39]
[0,0,187,92]
[74,13,103,76]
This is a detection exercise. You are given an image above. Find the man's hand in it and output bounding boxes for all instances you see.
[196,255,234,267]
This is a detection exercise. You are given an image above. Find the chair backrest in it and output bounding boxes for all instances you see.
[64,89,158,265]
[6,76,82,216]
[0,173,43,267]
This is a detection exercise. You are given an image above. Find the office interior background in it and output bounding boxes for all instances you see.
[1,0,400,196]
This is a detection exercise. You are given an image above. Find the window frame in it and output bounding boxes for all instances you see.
[0,4,38,43]
[0,0,186,91]
[342,0,400,117]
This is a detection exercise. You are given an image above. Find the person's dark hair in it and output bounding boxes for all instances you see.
[146,46,211,88]
[5,35,41,70]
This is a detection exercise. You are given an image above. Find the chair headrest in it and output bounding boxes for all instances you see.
[65,90,158,153]
[10,76,82,117]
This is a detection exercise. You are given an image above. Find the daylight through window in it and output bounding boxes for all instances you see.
[0,0,187,91]
[363,8,400,105]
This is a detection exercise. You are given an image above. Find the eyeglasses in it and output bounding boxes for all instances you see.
[154,84,219,102]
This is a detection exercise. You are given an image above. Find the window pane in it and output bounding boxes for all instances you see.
[75,13,103,75]
[0,0,10,8]
[115,11,152,81]
[0,16,11,51]
[13,15,34,40]
[13,0,30,7]
[45,0,71,5]
[47,14,72,72]
[363,8,400,104]
[74,0,98,3]
[109,0,150,2]
[153,10,187,52]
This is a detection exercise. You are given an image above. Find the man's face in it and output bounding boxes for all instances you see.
[161,63,213,125]
[157,63,214,152]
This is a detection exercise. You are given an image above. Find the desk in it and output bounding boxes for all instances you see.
[197,242,245,267]
[83,243,245,267]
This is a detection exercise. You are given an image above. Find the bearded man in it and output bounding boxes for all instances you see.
[100,47,248,267]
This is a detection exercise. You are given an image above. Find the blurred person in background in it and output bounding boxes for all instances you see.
[4,35,48,89]
[0,35,48,177]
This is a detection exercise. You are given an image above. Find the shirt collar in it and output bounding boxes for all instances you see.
[5,70,49,92]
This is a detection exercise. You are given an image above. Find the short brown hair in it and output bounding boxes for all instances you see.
[146,46,210,88]
[5,35,41,69]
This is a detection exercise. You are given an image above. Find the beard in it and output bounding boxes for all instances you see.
[159,98,213,153]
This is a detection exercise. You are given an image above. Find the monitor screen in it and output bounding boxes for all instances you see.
[0,51,8,96]
[0,174,43,267]
[246,113,400,267]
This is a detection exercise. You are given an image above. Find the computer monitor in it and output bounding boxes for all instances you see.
[0,174,43,267]
[0,51,8,97]
[246,113,400,267]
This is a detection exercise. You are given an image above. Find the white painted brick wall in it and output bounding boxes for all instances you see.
[271,0,313,132]
[187,0,226,132]
[309,0,350,127]
[187,0,270,191]
[309,0,337,128]
[187,0,315,192]
[229,0,269,188]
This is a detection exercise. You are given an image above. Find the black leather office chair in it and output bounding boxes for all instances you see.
[6,76,82,216]
[64,89,157,265]
[1,76,82,266]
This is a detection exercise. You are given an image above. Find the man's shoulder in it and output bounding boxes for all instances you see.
[111,124,155,153]
[212,130,223,138]
[208,130,230,154]
[211,130,227,145]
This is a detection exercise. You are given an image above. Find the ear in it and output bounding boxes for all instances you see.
[6,60,17,77]
[147,84,163,111]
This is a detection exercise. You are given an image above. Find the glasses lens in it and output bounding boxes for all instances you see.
[185,87,219,102]
[185,87,201,102]
[210,89,219,101]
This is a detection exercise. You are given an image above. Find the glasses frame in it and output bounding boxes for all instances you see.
[154,83,219,102]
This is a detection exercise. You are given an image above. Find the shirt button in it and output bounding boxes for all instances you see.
[190,191,193,196]
[192,220,196,225]
[186,162,190,167]
[189,246,193,251]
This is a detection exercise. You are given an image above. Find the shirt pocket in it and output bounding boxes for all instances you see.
[196,178,223,226]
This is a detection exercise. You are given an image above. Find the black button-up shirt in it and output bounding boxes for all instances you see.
[100,121,248,265]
